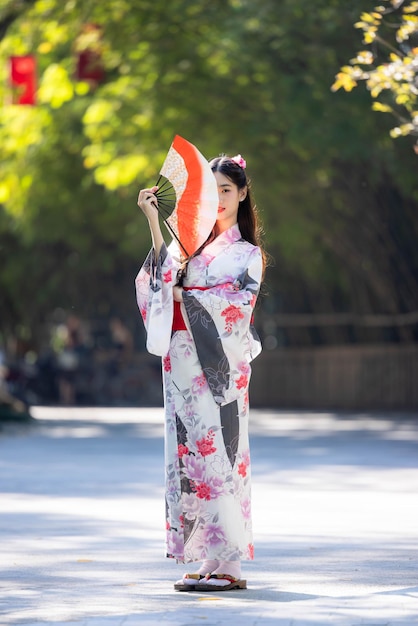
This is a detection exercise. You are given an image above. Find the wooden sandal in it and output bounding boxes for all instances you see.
[195,574,247,591]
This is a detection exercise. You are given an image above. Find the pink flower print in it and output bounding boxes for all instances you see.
[182,492,200,520]
[184,402,196,419]
[177,444,189,459]
[163,354,171,372]
[167,529,184,559]
[247,543,254,560]
[196,430,216,457]
[242,449,250,467]
[191,373,208,395]
[163,269,172,283]
[140,306,147,322]
[221,304,244,332]
[207,475,224,498]
[238,462,247,478]
[182,454,206,482]
[235,374,248,390]
[250,294,257,308]
[244,390,249,409]
[179,514,184,528]
[241,498,251,521]
[192,481,212,500]
[237,360,251,375]
[224,225,240,243]
[204,523,227,547]
[166,519,171,530]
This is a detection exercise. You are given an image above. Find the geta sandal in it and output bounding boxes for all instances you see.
[195,573,247,591]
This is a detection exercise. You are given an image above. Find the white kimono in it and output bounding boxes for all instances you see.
[135,224,262,563]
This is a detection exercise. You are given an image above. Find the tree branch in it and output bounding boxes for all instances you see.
[0,0,38,42]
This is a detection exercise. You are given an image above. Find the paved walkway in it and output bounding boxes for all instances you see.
[1,407,418,626]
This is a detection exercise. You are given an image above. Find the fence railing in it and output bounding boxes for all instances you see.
[250,344,418,410]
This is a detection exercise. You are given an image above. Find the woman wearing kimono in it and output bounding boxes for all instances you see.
[135,154,266,591]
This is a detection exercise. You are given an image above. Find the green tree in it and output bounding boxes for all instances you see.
[1,0,417,352]
[332,0,418,152]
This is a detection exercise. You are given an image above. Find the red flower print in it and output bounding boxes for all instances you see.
[179,514,184,528]
[221,304,244,331]
[163,354,171,372]
[196,430,216,457]
[192,481,212,500]
[248,543,254,559]
[140,306,147,322]
[251,294,257,308]
[238,462,247,478]
[235,374,248,390]
[178,443,189,458]
[166,520,171,530]
[163,270,172,283]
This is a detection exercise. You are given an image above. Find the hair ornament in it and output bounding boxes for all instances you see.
[231,154,247,169]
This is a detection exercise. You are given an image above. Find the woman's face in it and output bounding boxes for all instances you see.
[214,171,247,232]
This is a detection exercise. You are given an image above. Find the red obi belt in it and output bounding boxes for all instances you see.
[172,286,209,331]
[172,284,255,331]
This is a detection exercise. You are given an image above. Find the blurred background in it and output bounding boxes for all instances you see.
[0,0,417,415]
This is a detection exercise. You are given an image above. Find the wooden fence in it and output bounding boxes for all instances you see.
[250,344,418,410]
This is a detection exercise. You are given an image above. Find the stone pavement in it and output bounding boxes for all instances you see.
[1,406,418,626]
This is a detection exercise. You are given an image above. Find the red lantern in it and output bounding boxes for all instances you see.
[76,49,105,84]
[75,24,105,86]
[10,55,37,105]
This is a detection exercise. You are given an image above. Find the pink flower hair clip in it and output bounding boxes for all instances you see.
[231,154,247,169]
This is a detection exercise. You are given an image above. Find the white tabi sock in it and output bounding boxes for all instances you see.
[203,560,242,587]
[177,559,219,586]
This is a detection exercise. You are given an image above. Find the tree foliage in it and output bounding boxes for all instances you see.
[0,0,418,349]
[332,0,418,152]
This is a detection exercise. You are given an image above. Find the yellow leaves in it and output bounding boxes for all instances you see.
[331,67,358,92]
[334,1,418,148]
[390,123,414,137]
[355,10,381,43]
[357,11,382,25]
[372,102,393,113]
[352,50,374,65]
[395,92,412,105]
[364,30,377,44]
[396,15,418,42]
[38,64,74,108]
[403,1,418,13]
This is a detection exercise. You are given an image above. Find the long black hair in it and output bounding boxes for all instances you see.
[210,156,267,275]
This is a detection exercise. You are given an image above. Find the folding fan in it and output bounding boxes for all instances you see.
[155,135,219,259]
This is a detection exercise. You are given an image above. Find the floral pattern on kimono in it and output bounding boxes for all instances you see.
[135,224,262,563]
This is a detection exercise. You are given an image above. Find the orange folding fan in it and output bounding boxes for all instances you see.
[155,135,218,259]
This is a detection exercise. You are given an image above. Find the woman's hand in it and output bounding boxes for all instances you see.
[137,186,159,221]
[173,285,183,303]
[137,185,164,255]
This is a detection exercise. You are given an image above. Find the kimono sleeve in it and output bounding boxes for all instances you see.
[182,246,263,406]
[135,243,175,357]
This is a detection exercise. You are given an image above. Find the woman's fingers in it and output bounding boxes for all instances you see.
[137,186,159,216]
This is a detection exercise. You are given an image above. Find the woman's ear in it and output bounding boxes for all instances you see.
[239,186,248,202]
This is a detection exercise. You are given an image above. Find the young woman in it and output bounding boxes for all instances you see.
[135,153,266,591]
